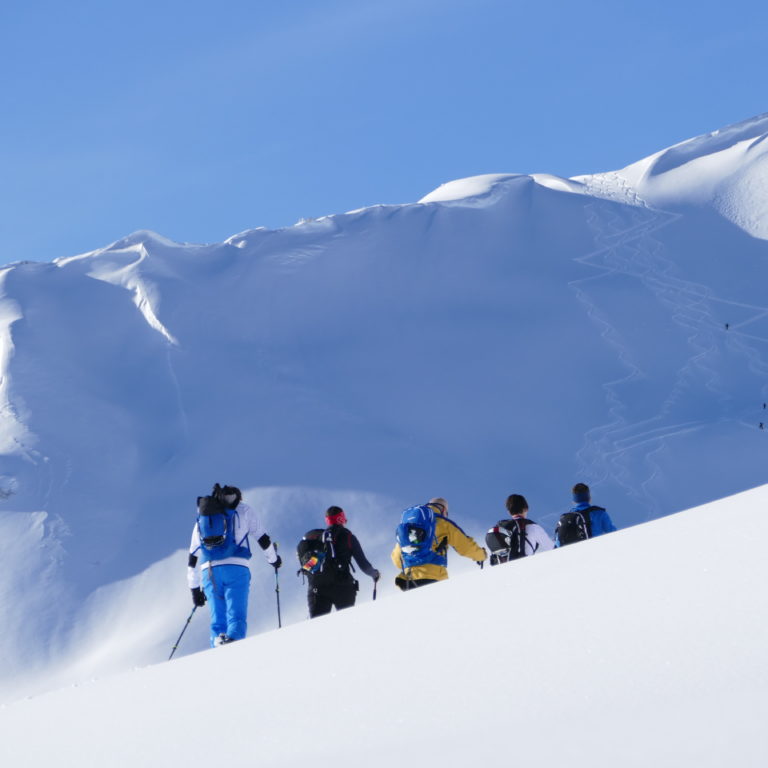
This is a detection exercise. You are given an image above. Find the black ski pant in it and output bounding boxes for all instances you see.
[308,580,358,618]
[395,576,438,591]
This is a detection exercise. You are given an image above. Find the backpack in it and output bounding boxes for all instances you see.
[485,518,532,565]
[196,486,251,563]
[395,505,447,570]
[555,507,595,546]
[297,526,354,585]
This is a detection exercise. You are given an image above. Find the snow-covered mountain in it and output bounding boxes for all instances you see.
[1,113,768,701]
[2,485,767,767]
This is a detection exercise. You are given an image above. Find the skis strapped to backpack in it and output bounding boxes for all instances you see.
[555,507,595,546]
[485,518,532,565]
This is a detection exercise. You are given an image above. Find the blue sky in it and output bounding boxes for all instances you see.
[1,0,766,264]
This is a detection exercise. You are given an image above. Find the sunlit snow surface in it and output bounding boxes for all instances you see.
[1,113,768,705]
[2,486,767,767]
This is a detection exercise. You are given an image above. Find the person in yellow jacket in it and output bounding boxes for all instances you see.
[391,497,486,590]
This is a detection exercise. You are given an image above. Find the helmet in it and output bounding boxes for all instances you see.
[213,483,242,509]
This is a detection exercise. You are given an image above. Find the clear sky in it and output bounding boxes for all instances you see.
[1,0,766,264]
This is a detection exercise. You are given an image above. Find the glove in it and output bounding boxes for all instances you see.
[372,569,381,582]
[191,587,206,607]
[272,555,283,570]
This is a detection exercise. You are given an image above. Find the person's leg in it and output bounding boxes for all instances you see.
[308,586,333,618]
[202,568,228,647]
[223,565,251,641]
[331,581,358,611]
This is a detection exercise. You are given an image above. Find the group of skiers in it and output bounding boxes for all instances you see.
[187,482,617,647]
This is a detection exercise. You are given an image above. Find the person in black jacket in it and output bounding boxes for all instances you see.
[300,506,379,618]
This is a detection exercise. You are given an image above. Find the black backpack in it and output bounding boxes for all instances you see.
[297,525,355,585]
[485,518,533,565]
[555,507,596,546]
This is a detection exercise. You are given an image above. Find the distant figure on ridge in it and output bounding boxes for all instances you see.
[486,494,553,565]
[297,506,379,618]
[554,483,616,547]
[392,497,486,590]
[188,483,281,646]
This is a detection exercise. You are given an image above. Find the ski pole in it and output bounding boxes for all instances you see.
[274,544,282,629]
[169,605,197,661]
[373,575,379,601]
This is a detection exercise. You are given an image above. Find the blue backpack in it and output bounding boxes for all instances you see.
[396,505,447,569]
[196,491,251,563]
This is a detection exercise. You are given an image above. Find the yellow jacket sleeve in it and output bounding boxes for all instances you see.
[438,517,486,562]
[391,542,405,571]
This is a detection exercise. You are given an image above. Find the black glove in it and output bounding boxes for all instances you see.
[191,587,206,607]
[372,569,381,581]
[272,555,282,570]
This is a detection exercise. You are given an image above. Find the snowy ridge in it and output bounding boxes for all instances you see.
[620,113,768,238]
[2,114,768,701]
[0,268,35,457]
[2,485,767,767]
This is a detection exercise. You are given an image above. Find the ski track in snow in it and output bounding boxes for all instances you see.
[573,172,768,518]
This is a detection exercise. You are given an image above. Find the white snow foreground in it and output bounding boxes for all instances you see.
[2,485,767,767]
[2,113,768,703]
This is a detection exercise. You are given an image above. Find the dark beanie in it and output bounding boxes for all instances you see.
[505,494,528,516]
[572,483,590,504]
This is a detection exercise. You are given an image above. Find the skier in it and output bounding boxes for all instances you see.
[486,494,553,564]
[554,482,616,547]
[297,506,380,618]
[188,484,281,647]
[392,497,486,590]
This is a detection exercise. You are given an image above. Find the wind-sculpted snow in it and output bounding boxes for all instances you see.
[1,114,768,700]
[616,112,768,239]
[643,112,768,178]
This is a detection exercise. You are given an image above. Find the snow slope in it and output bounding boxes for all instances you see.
[2,113,768,700]
[2,485,767,767]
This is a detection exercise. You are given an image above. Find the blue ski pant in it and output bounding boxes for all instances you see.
[202,564,251,646]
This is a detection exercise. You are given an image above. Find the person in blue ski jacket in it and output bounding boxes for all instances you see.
[188,484,281,647]
[554,482,616,547]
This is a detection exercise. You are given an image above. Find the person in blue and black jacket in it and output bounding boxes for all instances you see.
[554,482,617,547]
